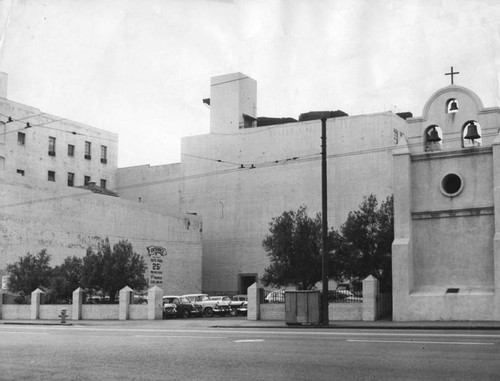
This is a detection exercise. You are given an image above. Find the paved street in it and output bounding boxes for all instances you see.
[1,318,499,381]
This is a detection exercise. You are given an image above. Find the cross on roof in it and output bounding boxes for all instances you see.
[445,66,459,85]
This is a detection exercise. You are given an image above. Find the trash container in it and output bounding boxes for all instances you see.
[285,290,321,326]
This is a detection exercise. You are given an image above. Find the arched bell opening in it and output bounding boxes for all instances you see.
[462,120,482,148]
[446,98,459,113]
[424,125,443,152]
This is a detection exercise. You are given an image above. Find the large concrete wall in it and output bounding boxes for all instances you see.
[0,174,202,296]
[181,112,407,294]
[116,163,182,215]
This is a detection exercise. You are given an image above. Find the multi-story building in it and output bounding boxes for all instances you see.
[0,73,118,192]
[0,72,202,295]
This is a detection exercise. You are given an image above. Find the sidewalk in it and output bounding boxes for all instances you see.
[2,317,500,330]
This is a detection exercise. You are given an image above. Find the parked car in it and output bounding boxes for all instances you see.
[182,293,231,317]
[265,289,285,303]
[162,296,203,318]
[229,294,248,316]
[328,289,362,302]
[209,296,233,316]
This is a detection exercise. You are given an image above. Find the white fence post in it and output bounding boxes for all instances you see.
[0,289,3,320]
[119,286,133,320]
[247,282,262,321]
[148,286,163,320]
[362,275,379,321]
[72,287,83,320]
[31,288,44,320]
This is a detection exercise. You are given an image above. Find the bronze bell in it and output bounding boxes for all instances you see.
[427,127,441,142]
[464,123,480,140]
[449,101,458,112]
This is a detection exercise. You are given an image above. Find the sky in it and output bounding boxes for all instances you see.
[1,0,499,168]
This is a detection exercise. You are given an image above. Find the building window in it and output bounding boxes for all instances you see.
[68,144,75,157]
[67,172,74,187]
[84,175,91,186]
[48,137,56,156]
[100,179,107,189]
[101,145,107,164]
[48,170,56,182]
[16,169,25,176]
[440,173,463,197]
[18,132,25,145]
[85,141,91,159]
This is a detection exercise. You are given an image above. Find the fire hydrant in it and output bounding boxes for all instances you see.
[59,309,68,324]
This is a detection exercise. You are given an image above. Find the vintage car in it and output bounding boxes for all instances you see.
[229,294,248,316]
[209,296,233,316]
[182,293,231,317]
[162,296,203,318]
[265,289,285,303]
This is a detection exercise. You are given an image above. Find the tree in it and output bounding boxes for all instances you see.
[261,206,333,290]
[50,256,83,303]
[6,249,53,298]
[331,194,393,291]
[82,238,148,301]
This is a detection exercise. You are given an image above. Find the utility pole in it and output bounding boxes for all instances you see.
[321,118,329,325]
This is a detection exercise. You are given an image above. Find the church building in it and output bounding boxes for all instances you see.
[392,68,500,320]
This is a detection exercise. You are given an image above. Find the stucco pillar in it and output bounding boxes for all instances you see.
[362,276,379,321]
[0,289,4,320]
[247,282,262,321]
[392,136,413,321]
[31,288,44,320]
[119,286,133,320]
[147,286,163,320]
[72,287,83,321]
[491,135,500,319]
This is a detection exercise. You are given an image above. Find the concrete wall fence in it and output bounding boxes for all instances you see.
[0,286,164,321]
[248,276,387,322]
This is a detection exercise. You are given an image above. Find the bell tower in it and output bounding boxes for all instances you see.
[392,77,500,321]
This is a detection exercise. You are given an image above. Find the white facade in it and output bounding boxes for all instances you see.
[0,73,118,191]
[119,72,408,294]
[0,74,202,295]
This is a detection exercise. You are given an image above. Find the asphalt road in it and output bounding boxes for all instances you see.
[1,320,499,381]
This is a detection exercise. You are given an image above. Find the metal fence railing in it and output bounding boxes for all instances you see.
[262,289,365,304]
[263,289,285,303]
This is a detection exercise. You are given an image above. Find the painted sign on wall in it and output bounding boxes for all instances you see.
[147,246,167,286]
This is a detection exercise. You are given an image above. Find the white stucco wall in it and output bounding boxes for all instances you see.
[0,174,202,296]
[0,98,118,190]
[392,85,500,321]
[116,163,182,214]
[181,112,406,294]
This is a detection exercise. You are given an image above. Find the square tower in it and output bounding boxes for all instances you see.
[210,73,257,134]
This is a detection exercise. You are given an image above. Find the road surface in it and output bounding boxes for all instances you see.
[1,321,499,380]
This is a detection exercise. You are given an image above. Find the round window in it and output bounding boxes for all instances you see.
[440,173,463,197]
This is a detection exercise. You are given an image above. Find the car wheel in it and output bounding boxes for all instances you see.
[229,308,238,317]
[204,307,214,317]
[182,309,191,319]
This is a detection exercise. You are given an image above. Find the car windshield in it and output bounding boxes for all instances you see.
[179,297,191,304]
[164,297,179,304]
